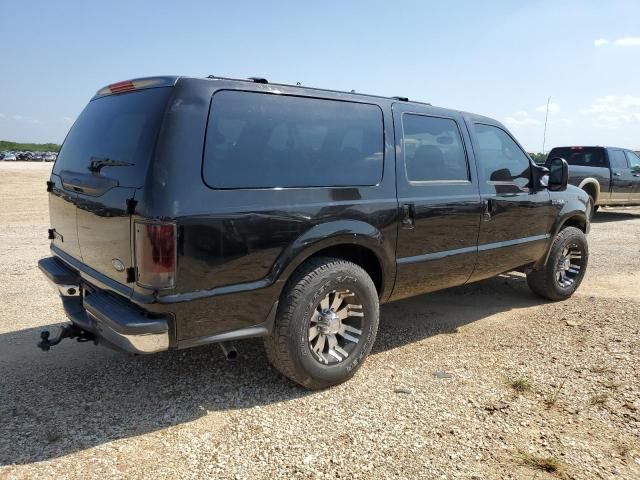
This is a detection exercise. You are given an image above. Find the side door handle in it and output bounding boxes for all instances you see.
[401,203,415,229]
[483,198,495,221]
[613,171,622,177]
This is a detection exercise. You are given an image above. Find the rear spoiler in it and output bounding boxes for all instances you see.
[92,76,178,100]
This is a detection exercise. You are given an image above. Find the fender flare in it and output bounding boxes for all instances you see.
[534,210,588,269]
[577,178,601,203]
[269,220,396,301]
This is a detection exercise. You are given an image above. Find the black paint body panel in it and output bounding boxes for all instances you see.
[45,76,590,348]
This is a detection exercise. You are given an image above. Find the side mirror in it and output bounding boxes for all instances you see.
[548,157,569,191]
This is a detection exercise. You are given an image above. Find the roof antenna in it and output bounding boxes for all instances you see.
[542,96,551,154]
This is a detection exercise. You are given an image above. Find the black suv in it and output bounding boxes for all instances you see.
[39,76,590,389]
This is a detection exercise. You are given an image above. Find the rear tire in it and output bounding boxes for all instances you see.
[264,257,379,390]
[527,227,589,301]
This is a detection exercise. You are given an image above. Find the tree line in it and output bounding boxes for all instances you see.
[0,140,61,152]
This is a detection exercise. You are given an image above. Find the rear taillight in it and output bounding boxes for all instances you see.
[134,221,177,289]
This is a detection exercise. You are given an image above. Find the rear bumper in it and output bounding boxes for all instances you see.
[38,256,171,354]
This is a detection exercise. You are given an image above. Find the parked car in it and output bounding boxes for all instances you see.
[3,152,17,161]
[44,153,57,162]
[38,76,590,389]
[546,146,640,215]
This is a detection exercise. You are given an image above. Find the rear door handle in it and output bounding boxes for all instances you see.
[614,172,622,176]
[401,203,415,229]
[483,198,495,221]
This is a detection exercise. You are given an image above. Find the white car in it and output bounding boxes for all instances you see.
[3,153,17,161]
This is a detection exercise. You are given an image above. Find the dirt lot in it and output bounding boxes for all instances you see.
[0,162,638,479]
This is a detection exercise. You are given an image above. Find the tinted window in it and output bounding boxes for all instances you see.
[473,124,531,189]
[609,150,629,169]
[402,115,468,181]
[625,150,640,169]
[548,147,606,167]
[54,88,172,187]
[203,91,384,189]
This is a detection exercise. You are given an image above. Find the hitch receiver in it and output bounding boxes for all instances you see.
[37,324,97,351]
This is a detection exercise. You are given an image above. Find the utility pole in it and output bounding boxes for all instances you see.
[542,96,551,154]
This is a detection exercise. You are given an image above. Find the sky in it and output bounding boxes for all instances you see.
[1,0,639,152]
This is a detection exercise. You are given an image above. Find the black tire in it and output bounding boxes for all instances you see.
[264,257,379,390]
[526,227,589,301]
[586,197,599,221]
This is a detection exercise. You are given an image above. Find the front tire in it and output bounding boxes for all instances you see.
[526,227,589,301]
[264,257,379,390]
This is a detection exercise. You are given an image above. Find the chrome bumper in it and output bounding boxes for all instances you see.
[38,256,170,354]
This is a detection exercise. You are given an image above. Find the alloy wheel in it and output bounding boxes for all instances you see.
[308,289,363,365]
[555,243,583,288]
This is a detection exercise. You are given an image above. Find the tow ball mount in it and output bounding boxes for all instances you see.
[37,324,97,351]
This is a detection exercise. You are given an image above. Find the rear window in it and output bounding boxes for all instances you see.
[548,147,606,167]
[203,90,384,189]
[54,87,172,187]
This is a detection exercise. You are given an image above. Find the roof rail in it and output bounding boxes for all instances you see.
[203,75,432,106]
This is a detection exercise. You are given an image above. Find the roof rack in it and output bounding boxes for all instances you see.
[204,75,432,106]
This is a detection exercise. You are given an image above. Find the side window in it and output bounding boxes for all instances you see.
[203,91,384,189]
[609,150,629,170]
[402,114,469,182]
[473,123,531,189]
[625,151,640,170]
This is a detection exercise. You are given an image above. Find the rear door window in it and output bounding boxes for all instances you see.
[54,87,172,187]
[203,90,384,189]
[609,150,629,169]
[401,114,469,182]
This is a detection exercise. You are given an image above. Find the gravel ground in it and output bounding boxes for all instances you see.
[0,162,639,479]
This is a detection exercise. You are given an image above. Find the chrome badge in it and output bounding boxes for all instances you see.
[111,258,126,272]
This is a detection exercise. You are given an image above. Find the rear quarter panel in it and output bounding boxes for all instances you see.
[567,165,612,202]
[140,79,398,340]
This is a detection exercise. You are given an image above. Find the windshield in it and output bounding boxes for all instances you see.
[548,147,606,167]
[54,87,172,187]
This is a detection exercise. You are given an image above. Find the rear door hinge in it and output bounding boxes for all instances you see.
[126,267,136,283]
[126,198,138,215]
[46,181,54,192]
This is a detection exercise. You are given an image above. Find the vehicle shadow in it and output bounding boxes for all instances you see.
[591,209,640,223]
[0,273,545,466]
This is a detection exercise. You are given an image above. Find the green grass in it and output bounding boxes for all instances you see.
[519,452,565,476]
[0,140,60,153]
[543,379,566,409]
[508,378,532,394]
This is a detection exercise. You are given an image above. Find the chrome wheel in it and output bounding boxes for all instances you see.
[555,243,582,288]
[308,289,363,365]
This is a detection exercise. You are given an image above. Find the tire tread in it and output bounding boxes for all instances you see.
[264,257,378,389]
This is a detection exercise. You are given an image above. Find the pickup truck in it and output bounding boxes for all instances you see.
[546,146,640,213]
[38,75,591,389]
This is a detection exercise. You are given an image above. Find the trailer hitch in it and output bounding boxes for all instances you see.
[37,324,97,351]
